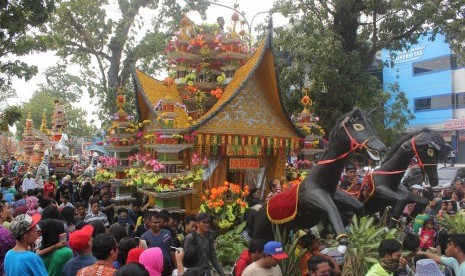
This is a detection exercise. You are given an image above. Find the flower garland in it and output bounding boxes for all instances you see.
[100,156,118,167]
[94,169,117,182]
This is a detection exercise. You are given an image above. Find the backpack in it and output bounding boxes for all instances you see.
[183,231,212,268]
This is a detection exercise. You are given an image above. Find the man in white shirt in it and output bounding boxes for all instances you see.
[21,173,36,192]
[418,234,465,276]
[242,241,288,276]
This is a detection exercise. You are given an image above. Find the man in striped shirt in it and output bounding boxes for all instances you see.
[84,199,109,227]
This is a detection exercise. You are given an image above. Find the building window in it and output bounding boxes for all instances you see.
[456,93,465,109]
[415,98,431,111]
[413,55,458,76]
[414,94,453,112]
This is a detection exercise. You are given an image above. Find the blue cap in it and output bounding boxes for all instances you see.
[263,241,288,259]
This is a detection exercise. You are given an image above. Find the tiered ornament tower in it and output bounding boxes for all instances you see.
[294,87,325,170]
[105,92,137,205]
[30,112,48,166]
[49,100,72,176]
[21,112,36,163]
[139,79,194,212]
[167,14,251,118]
[0,133,16,161]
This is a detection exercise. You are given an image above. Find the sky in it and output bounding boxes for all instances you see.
[8,0,288,130]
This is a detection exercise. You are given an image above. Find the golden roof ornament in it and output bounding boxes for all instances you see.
[116,86,127,116]
[40,111,49,134]
[301,86,313,109]
[179,15,192,40]
[230,12,240,38]
[162,77,176,100]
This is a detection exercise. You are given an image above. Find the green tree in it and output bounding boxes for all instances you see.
[45,0,211,121]
[272,0,462,141]
[15,64,94,139]
[15,90,94,139]
[0,105,22,132]
[0,0,55,90]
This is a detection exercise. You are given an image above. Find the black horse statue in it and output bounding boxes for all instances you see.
[252,108,386,250]
[362,128,449,227]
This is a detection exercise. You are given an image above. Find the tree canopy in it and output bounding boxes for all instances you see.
[15,64,94,139]
[271,0,464,140]
[44,0,211,121]
[0,0,55,89]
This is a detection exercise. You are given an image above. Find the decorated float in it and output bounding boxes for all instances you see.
[20,112,36,164]
[131,16,304,214]
[47,100,72,176]
[100,90,139,206]
[18,100,73,177]
[0,132,16,161]
[30,112,49,167]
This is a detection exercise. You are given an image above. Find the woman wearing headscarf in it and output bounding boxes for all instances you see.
[59,206,76,234]
[37,219,73,276]
[114,237,137,268]
[139,247,164,276]
[126,247,145,264]
[25,196,40,215]
[42,204,59,220]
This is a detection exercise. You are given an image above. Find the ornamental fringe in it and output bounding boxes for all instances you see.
[194,133,300,155]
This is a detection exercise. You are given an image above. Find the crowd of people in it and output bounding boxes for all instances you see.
[1,161,465,276]
[0,169,296,276]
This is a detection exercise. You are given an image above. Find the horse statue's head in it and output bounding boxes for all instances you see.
[402,129,448,187]
[36,148,50,179]
[328,108,386,161]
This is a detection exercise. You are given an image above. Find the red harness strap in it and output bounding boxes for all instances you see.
[317,121,374,165]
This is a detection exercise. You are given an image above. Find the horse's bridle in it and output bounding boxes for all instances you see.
[317,116,375,165]
[373,136,434,186]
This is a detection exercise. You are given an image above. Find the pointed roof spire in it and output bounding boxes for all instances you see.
[268,15,273,31]
[40,111,48,134]
[116,85,128,116]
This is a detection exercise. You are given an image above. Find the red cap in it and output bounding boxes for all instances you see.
[69,225,94,252]
[30,213,41,229]
[126,248,145,264]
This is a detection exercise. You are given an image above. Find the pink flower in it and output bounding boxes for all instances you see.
[202,156,209,166]
[191,153,201,166]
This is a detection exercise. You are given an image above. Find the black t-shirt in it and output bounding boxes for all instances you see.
[339,175,354,190]
[135,223,149,237]
[80,183,93,201]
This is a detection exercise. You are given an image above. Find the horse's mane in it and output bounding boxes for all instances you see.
[381,128,442,165]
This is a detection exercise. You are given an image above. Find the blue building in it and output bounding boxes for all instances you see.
[383,33,465,162]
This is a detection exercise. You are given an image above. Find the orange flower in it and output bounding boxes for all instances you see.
[187,86,197,93]
[301,95,312,105]
[117,95,125,103]
[230,184,241,195]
